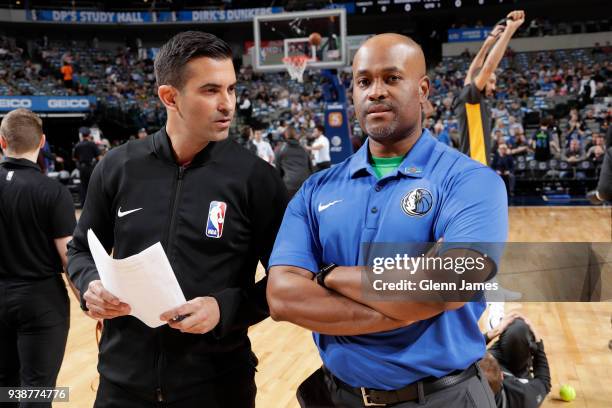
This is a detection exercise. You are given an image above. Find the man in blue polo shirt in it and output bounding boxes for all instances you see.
[267,33,508,407]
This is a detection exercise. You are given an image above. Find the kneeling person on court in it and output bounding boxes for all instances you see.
[0,108,76,408]
[267,34,508,407]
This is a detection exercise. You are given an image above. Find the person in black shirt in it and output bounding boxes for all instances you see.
[276,126,312,198]
[492,144,515,198]
[454,11,525,165]
[72,127,100,207]
[480,312,551,408]
[0,108,77,408]
[66,31,287,408]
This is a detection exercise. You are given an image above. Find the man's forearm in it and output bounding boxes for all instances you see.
[267,267,411,335]
[466,41,494,81]
[325,266,460,322]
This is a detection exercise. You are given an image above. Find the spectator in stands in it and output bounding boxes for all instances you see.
[493,118,511,142]
[480,312,551,408]
[586,133,605,165]
[60,60,73,89]
[137,128,148,140]
[508,115,524,138]
[507,100,524,122]
[510,133,531,158]
[533,117,556,161]
[492,143,515,197]
[562,138,587,178]
[275,126,312,198]
[304,124,331,172]
[238,90,253,125]
[492,101,510,121]
[433,120,452,146]
[252,126,275,165]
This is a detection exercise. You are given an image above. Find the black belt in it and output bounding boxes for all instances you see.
[324,364,479,407]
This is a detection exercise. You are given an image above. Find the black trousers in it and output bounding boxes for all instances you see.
[78,163,94,207]
[297,365,496,408]
[488,318,536,378]
[94,365,256,408]
[0,276,70,408]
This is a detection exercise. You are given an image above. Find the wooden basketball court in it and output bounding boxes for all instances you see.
[58,206,612,407]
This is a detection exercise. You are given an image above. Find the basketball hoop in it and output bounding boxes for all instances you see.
[282,55,310,83]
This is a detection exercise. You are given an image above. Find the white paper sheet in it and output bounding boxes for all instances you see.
[87,229,186,328]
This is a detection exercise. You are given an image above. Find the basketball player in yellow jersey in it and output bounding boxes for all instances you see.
[453,10,525,166]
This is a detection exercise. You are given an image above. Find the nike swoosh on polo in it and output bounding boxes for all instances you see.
[117,207,143,218]
[318,200,342,212]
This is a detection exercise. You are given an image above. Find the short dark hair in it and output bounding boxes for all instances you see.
[0,108,43,154]
[154,31,233,89]
[315,124,325,133]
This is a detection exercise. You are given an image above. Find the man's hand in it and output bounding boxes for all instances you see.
[486,311,521,340]
[505,10,525,32]
[160,296,221,334]
[83,280,131,320]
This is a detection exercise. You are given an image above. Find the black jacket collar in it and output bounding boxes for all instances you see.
[0,157,41,172]
[149,126,222,167]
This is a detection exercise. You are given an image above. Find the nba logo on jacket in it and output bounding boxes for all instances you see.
[205,201,227,238]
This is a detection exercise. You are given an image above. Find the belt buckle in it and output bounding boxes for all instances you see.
[360,387,386,407]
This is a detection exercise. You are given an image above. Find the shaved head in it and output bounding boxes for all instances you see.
[352,33,429,151]
[354,34,426,77]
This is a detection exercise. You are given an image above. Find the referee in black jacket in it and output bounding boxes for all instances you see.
[66,32,287,407]
[0,108,76,408]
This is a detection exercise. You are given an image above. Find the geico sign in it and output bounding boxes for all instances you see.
[48,99,90,109]
[0,99,32,108]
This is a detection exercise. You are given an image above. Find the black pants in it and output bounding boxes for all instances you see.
[78,163,94,207]
[0,276,70,408]
[297,365,495,408]
[94,366,256,408]
[488,318,536,378]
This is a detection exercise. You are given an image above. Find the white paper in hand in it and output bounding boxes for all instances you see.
[87,229,186,328]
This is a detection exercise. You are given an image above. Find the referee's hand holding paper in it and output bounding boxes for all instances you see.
[86,229,186,327]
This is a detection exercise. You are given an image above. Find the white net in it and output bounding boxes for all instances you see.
[282,56,310,83]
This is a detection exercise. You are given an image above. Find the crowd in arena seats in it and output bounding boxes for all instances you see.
[1,32,611,198]
[450,18,611,38]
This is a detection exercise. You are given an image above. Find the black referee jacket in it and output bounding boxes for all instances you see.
[66,127,287,402]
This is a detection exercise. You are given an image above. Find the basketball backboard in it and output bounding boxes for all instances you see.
[252,8,347,72]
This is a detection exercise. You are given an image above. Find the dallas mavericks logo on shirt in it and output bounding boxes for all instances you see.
[401,188,433,217]
[205,201,227,238]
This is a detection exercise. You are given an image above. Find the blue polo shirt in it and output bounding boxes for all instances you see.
[269,129,508,389]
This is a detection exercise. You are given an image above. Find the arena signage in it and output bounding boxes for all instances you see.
[0,96,96,112]
[176,7,282,23]
[447,28,491,42]
[31,10,153,23]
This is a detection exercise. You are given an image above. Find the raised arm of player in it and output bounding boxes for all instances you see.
[464,24,505,87]
[471,11,525,91]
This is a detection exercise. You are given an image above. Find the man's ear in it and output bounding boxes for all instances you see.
[0,134,7,150]
[39,133,47,150]
[419,75,430,103]
[158,85,179,113]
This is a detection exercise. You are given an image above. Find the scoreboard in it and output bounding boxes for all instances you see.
[354,0,513,15]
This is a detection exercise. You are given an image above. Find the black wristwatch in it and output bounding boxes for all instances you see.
[315,263,338,289]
